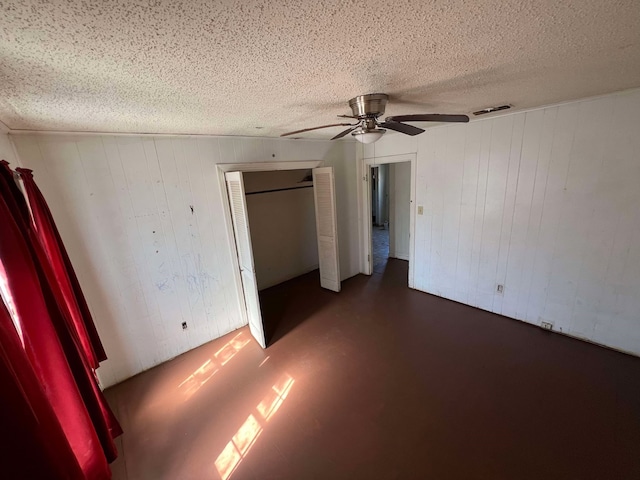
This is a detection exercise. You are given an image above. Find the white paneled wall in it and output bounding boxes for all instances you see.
[0,131,18,164]
[388,162,411,260]
[11,134,358,386]
[363,89,640,356]
[247,187,319,290]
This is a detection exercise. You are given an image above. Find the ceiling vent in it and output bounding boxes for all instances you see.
[473,105,512,116]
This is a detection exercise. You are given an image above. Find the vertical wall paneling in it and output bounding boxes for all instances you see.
[363,88,640,357]
[0,132,18,164]
[476,115,513,311]
[198,137,244,338]
[519,107,559,323]
[492,114,525,314]
[439,128,464,301]
[78,137,145,385]
[12,134,359,386]
[453,122,482,304]
[594,94,640,352]
[415,131,435,292]
[500,110,545,320]
[428,127,447,296]
[569,101,619,339]
[525,104,579,328]
[467,120,494,308]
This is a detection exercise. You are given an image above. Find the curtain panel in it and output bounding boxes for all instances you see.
[0,161,122,479]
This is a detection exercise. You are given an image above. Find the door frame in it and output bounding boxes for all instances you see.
[359,153,416,288]
[217,161,323,328]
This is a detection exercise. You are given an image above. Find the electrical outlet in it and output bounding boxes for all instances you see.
[182,322,188,330]
[541,321,553,331]
[496,284,504,294]
[417,205,424,215]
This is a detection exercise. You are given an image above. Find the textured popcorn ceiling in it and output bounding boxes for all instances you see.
[1,0,640,137]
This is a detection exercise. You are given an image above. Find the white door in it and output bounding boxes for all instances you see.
[313,167,341,292]
[225,171,266,348]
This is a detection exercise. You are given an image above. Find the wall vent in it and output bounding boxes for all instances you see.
[473,105,512,116]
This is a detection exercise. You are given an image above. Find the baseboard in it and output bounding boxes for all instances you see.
[409,284,639,359]
[390,253,409,261]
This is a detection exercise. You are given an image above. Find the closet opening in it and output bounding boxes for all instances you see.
[219,162,340,348]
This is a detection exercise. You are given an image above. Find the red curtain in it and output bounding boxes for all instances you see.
[14,166,107,367]
[0,300,84,480]
[0,162,122,478]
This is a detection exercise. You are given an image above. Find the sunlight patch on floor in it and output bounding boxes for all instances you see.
[178,331,251,401]
[214,373,295,480]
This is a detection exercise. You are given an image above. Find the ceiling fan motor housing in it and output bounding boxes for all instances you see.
[348,93,388,118]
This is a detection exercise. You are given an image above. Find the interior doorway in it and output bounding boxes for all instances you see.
[370,165,390,273]
[219,162,341,349]
[361,153,417,286]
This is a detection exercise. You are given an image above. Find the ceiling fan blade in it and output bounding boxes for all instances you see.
[331,125,360,140]
[280,122,357,137]
[385,114,469,123]
[337,114,358,119]
[378,121,425,136]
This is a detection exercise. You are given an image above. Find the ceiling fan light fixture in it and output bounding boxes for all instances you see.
[280,93,469,140]
[352,128,385,144]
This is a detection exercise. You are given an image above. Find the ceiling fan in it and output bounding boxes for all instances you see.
[281,93,469,144]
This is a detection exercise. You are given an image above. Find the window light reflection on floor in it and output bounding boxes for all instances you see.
[256,374,294,422]
[214,373,295,480]
[215,332,251,365]
[177,359,219,400]
[178,331,250,400]
[214,414,262,480]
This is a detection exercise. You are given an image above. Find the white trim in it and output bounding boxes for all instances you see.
[216,160,323,332]
[360,153,416,288]
[217,160,322,173]
[6,128,358,141]
[390,253,410,261]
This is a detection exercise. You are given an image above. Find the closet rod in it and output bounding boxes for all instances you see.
[245,185,313,196]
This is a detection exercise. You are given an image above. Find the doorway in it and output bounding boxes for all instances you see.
[361,153,417,287]
[370,165,390,273]
[243,169,319,291]
[218,162,341,349]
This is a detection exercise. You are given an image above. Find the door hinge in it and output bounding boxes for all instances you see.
[363,174,368,182]
[368,254,370,263]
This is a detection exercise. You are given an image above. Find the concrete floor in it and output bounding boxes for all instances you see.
[106,260,640,479]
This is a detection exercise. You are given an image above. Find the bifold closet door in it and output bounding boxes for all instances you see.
[312,167,341,292]
[225,171,266,348]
